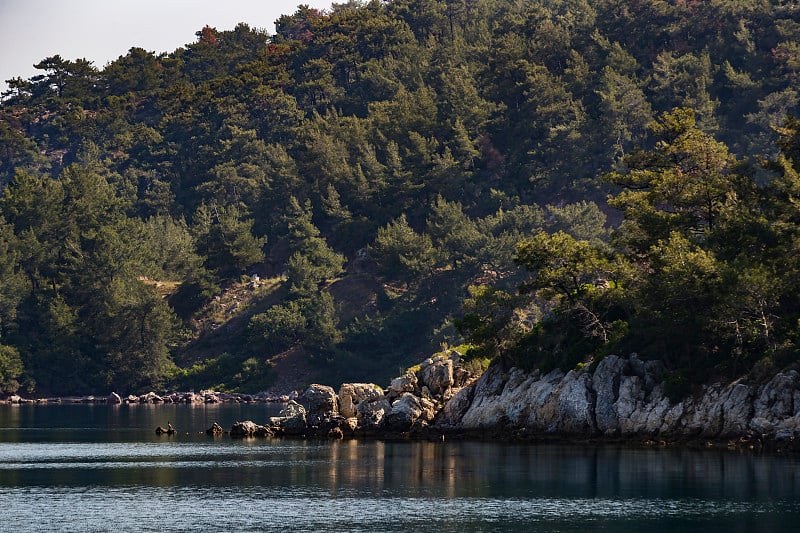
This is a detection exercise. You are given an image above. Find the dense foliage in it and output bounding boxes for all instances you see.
[1,0,800,394]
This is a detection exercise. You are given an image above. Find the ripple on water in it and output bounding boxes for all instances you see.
[1,487,796,533]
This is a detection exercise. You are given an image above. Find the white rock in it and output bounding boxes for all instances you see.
[338,383,383,418]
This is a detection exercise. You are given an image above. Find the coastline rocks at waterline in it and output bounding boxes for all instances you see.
[108,392,123,404]
[339,383,384,418]
[446,354,800,445]
[263,353,800,447]
[262,354,471,438]
[230,420,273,438]
[1,390,297,405]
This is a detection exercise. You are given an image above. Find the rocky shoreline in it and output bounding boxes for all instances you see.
[5,353,800,452]
[215,353,800,453]
[0,390,297,405]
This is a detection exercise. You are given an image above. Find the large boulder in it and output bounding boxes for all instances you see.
[230,420,266,438]
[418,356,454,398]
[524,369,567,430]
[549,370,596,434]
[303,384,339,417]
[280,400,306,418]
[338,383,383,418]
[108,392,123,405]
[356,398,393,429]
[203,391,220,404]
[683,384,727,438]
[386,372,418,399]
[282,413,308,436]
[753,372,798,423]
[310,415,355,439]
[139,391,163,404]
[720,382,754,437]
[437,383,475,426]
[384,393,435,431]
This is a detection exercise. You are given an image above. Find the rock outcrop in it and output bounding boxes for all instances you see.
[259,353,800,448]
[257,353,471,439]
[148,351,799,449]
[338,383,383,418]
[448,354,800,446]
[108,392,123,404]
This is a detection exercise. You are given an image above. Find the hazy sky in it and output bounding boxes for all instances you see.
[0,0,332,92]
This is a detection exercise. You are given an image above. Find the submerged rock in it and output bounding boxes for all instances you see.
[155,422,176,436]
[230,420,271,438]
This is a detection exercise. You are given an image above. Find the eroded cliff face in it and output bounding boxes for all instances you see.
[439,354,800,444]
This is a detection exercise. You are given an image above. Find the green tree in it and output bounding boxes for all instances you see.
[0,345,24,393]
[0,217,29,339]
[596,66,653,162]
[371,214,438,286]
[248,292,340,355]
[607,108,736,252]
[650,51,718,131]
[545,201,608,244]
[281,197,345,295]
[426,196,485,269]
[103,47,163,94]
[454,284,520,360]
[515,231,612,308]
[194,203,266,275]
[634,231,726,366]
[92,278,178,391]
[248,300,307,353]
[31,55,98,99]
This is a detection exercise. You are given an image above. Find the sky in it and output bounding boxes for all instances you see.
[0,0,333,93]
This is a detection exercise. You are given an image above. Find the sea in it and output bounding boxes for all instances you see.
[1,403,798,532]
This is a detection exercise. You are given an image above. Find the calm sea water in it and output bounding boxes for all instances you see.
[1,404,799,532]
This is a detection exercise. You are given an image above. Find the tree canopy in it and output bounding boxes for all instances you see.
[2,0,800,394]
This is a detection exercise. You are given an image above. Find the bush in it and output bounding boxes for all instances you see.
[664,373,690,404]
[248,301,306,353]
[0,344,23,394]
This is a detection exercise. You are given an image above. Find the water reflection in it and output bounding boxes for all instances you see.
[1,405,800,531]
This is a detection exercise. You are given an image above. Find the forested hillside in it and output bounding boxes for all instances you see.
[1,0,800,396]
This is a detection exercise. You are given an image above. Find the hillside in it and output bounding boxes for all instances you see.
[1,0,800,396]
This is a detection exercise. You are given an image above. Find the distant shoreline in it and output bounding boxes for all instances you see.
[0,391,295,405]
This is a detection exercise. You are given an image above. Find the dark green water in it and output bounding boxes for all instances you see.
[1,404,798,532]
